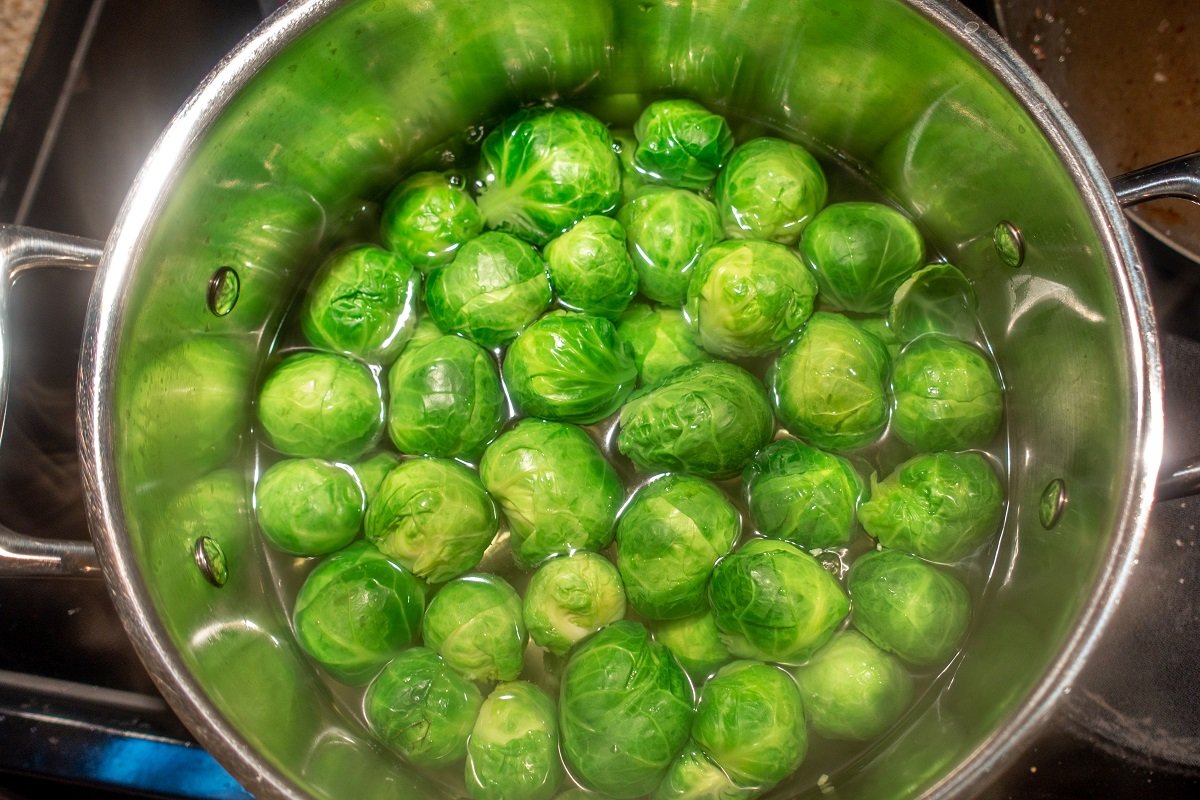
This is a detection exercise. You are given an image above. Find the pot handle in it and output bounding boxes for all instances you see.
[0,224,103,578]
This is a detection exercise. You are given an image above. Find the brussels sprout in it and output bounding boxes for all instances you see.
[502,311,637,424]
[848,549,971,666]
[613,129,649,202]
[255,458,364,556]
[769,312,890,452]
[692,661,807,788]
[791,630,914,741]
[349,451,401,506]
[618,187,722,305]
[386,332,505,459]
[616,303,710,387]
[708,539,849,664]
[365,647,483,767]
[799,201,925,313]
[466,682,563,800]
[616,475,741,620]
[858,452,1004,562]
[364,458,499,583]
[891,336,1003,452]
[425,231,552,348]
[479,420,624,569]
[524,551,626,656]
[856,317,903,360]
[423,573,526,682]
[633,99,734,191]
[654,611,733,681]
[292,541,425,684]
[544,216,638,319]
[256,351,384,461]
[560,621,694,799]
[617,361,774,479]
[653,741,757,800]
[743,439,866,550]
[381,171,484,272]
[685,239,817,359]
[714,137,827,245]
[476,106,621,246]
[888,263,978,343]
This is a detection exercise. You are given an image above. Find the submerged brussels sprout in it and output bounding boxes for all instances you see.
[857,317,903,360]
[476,106,621,246]
[381,171,483,272]
[618,186,722,305]
[800,201,925,313]
[888,263,978,343]
[349,451,401,506]
[714,137,827,245]
[543,216,638,318]
[653,741,757,800]
[425,231,552,348]
[255,458,364,556]
[616,303,710,387]
[364,458,499,583]
[423,574,526,682]
[654,611,733,681]
[560,621,694,799]
[613,129,649,202]
[524,551,626,656]
[859,452,1004,562]
[633,99,734,191]
[502,311,637,424]
[891,335,1004,452]
[616,475,741,620]
[466,682,563,800]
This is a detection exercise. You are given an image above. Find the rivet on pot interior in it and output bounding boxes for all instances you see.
[207,266,240,316]
[993,221,1025,268]
[1039,479,1068,529]
[194,536,229,587]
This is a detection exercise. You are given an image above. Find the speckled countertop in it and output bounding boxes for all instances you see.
[1,0,48,124]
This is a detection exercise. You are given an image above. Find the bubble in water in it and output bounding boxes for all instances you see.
[207,266,240,317]
[965,21,980,34]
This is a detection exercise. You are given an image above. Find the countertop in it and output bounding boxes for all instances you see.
[0,0,46,123]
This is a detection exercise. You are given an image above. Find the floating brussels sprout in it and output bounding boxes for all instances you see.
[466,682,563,800]
[888,263,978,343]
[714,137,828,245]
[423,573,526,682]
[616,303,710,387]
[543,216,638,318]
[633,99,734,191]
[653,742,757,800]
[523,551,626,656]
[254,458,364,556]
[654,611,733,681]
[380,171,483,272]
[857,317,903,360]
[891,335,1004,452]
[618,186,722,305]
[349,451,401,506]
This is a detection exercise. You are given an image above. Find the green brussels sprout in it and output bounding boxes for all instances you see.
[364,458,499,583]
[385,332,504,459]
[524,551,626,656]
[799,201,925,313]
[848,549,971,666]
[692,661,807,788]
[613,129,649,202]
[349,451,401,506]
[423,573,526,682]
[616,303,710,387]
[618,186,722,305]
[743,439,866,550]
[652,741,757,800]
[618,361,774,479]
[476,106,621,246]
[708,539,849,664]
[858,452,1004,562]
[633,99,734,191]
[888,263,978,343]
[255,458,364,556]
[891,335,1004,452]
[791,630,914,741]
[685,239,817,359]
[407,315,447,350]
[560,621,694,799]
[299,244,419,364]
[365,647,483,767]
[466,681,563,800]
[714,137,827,245]
[769,312,891,452]
[256,351,384,461]
[654,611,733,681]
[856,317,903,361]
[381,171,483,272]
[502,311,637,424]
[291,541,425,684]
[479,420,624,569]
[425,231,552,348]
[543,216,638,318]
[616,475,741,620]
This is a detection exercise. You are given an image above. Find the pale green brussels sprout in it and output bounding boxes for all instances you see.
[479,420,624,569]
[799,201,925,313]
[685,239,817,359]
[613,129,649,202]
[291,541,425,684]
[714,137,827,245]
[255,458,364,556]
[654,611,733,681]
[616,475,741,620]
[476,106,621,246]
[618,186,722,305]
[633,99,734,191]
[466,682,563,800]
[859,452,1004,562]
[743,439,866,550]
[381,171,483,272]
[617,361,774,479]
[543,216,638,318]
[524,551,626,656]
[708,539,849,664]
[888,263,978,343]
[365,647,483,767]
[364,458,499,583]
[423,573,526,682]
[559,621,694,799]
[502,311,637,424]
[848,549,971,666]
[616,303,710,387]
[406,315,447,350]
[792,630,914,741]
[256,351,384,461]
[653,742,757,800]
[769,312,891,452]
[856,317,903,360]
[349,451,401,506]
[891,335,1004,452]
[425,231,552,348]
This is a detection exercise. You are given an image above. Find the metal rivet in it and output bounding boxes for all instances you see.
[194,537,229,587]
[207,266,240,316]
[993,221,1025,268]
[1039,479,1068,529]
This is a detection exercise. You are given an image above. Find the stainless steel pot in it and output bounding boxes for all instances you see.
[0,0,1195,797]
